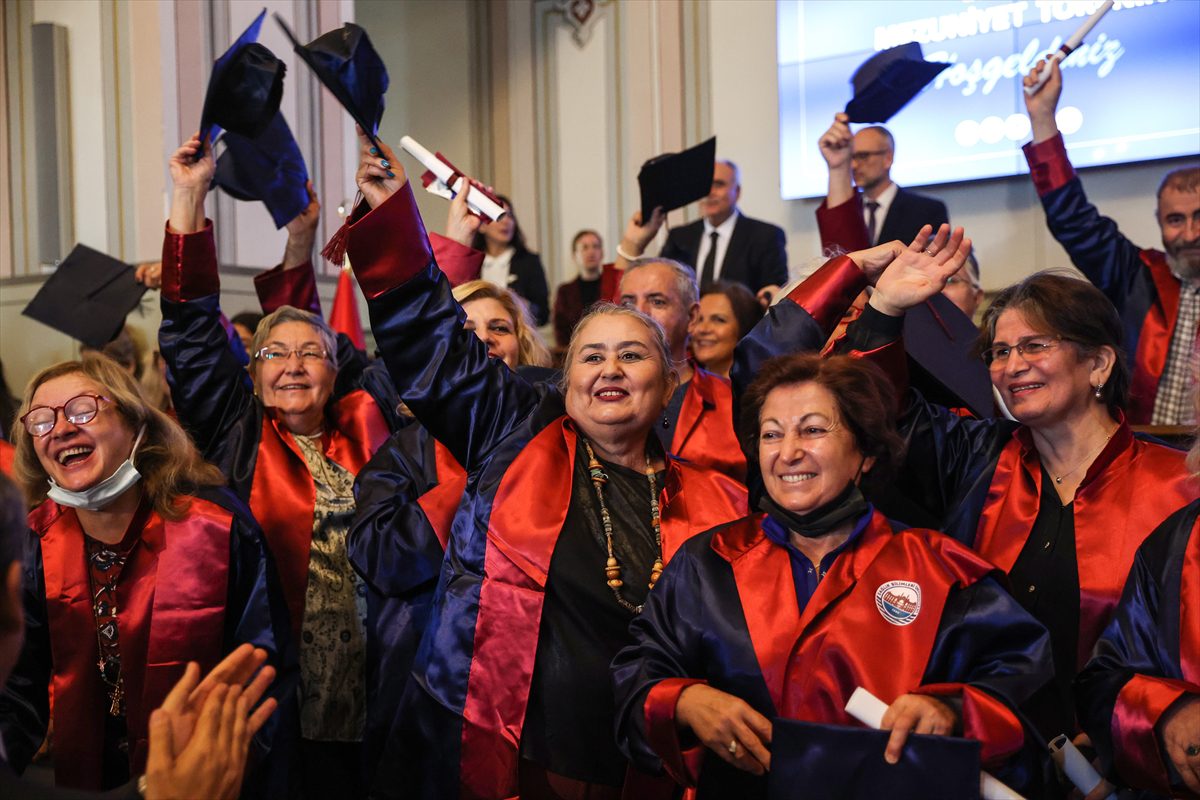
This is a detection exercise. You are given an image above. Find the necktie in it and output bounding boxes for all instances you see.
[865,201,880,245]
[700,231,720,288]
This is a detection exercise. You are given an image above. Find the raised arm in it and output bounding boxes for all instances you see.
[1021,58,1145,301]
[815,112,870,254]
[158,135,257,456]
[253,181,322,316]
[343,130,541,470]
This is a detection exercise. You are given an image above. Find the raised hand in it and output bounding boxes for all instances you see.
[135,261,163,290]
[168,134,214,234]
[444,176,484,246]
[818,112,853,171]
[864,224,971,316]
[355,126,407,210]
[283,181,320,269]
[1023,56,1062,144]
[618,207,666,263]
[675,683,773,776]
[880,693,958,765]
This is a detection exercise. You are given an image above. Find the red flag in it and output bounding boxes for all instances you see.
[329,266,366,351]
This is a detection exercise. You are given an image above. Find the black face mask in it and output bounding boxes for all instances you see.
[758,480,870,538]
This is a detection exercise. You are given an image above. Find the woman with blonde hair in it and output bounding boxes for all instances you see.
[0,353,290,793]
[348,272,552,781]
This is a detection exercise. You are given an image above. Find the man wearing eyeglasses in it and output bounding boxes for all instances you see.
[851,126,949,247]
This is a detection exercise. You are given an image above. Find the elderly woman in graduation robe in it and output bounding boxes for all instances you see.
[612,350,1055,799]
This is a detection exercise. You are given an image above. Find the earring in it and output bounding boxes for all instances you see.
[1093,383,1104,399]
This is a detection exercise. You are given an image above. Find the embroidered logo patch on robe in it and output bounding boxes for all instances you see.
[875,580,922,626]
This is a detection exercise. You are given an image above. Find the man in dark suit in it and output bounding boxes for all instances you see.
[851,126,948,245]
[657,160,788,295]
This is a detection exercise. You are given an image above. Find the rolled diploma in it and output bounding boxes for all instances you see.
[844,687,1026,800]
[398,135,506,221]
[1048,735,1115,799]
[1024,0,1115,95]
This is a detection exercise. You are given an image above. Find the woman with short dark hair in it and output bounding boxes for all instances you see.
[691,281,764,378]
[471,194,551,325]
[613,352,1053,798]
[839,235,1195,742]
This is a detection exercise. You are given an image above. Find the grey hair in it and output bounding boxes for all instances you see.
[621,256,699,310]
[250,305,339,380]
[558,303,678,394]
[859,125,895,153]
[717,158,742,188]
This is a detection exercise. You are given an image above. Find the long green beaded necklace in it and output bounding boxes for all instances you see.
[582,439,665,614]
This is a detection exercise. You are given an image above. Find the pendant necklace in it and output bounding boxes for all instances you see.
[583,440,664,614]
[87,543,129,717]
[1052,426,1117,485]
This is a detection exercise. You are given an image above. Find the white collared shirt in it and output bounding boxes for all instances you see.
[481,246,516,289]
[862,182,899,243]
[695,209,740,280]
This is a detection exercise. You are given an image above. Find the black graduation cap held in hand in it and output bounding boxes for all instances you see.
[214,111,310,229]
[845,42,949,124]
[904,292,994,419]
[637,136,717,223]
[275,16,389,150]
[767,719,982,800]
[22,245,147,349]
[198,9,286,148]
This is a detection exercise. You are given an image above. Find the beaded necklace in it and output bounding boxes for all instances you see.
[582,440,664,614]
[85,539,130,716]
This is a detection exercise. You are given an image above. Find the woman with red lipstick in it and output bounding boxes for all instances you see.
[839,248,1195,745]
[156,135,404,796]
[612,353,1054,799]
[331,130,752,800]
[0,353,290,793]
[690,281,763,378]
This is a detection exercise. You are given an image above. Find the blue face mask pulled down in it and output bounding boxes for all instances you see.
[47,425,146,512]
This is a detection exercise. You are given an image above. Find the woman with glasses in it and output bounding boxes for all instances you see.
[837,243,1194,743]
[156,135,404,797]
[0,353,290,793]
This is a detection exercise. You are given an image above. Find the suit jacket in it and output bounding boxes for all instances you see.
[660,213,788,292]
[507,250,551,326]
[551,263,621,347]
[875,187,949,245]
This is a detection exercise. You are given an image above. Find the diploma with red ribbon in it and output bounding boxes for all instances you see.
[398,136,507,223]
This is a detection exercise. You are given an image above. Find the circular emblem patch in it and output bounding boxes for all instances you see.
[875,580,922,626]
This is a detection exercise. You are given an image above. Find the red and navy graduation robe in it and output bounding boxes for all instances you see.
[157,222,402,639]
[1025,133,1188,424]
[0,488,291,791]
[342,183,749,799]
[1077,498,1200,799]
[612,509,1054,799]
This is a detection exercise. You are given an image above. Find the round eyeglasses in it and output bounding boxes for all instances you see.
[20,394,110,437]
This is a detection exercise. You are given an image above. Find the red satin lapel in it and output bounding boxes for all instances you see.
[458,419,576,798]
[37,505,106,789]
[1180,515,1200,684]
[1129,253,1180,424]
[669,369,746,482]
[670,377,706,460]
[416,441,467,550]
[327,389,392,474]
[250,414,315,639]
[723,519,803,712]
[973,437,1040,573]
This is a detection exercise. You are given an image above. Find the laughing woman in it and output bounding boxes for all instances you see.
[157,135,404,797]
[0,354,288,793]
[338,131,748,800]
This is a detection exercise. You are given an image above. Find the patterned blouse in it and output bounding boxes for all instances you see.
[294,433,368,741]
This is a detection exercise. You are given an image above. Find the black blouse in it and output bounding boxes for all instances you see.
[520,439,665,785]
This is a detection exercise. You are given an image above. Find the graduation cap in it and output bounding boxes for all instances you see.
[767,720,982,800]
[275,16,388,150]
[198,9,286,147]
[213,111,310,229]
[637,137,717,222]
[845,42,949,124]
[22,245,147,349]
[904,292,994,419]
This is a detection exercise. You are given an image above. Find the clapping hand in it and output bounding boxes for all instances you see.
[143,644,278,800]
